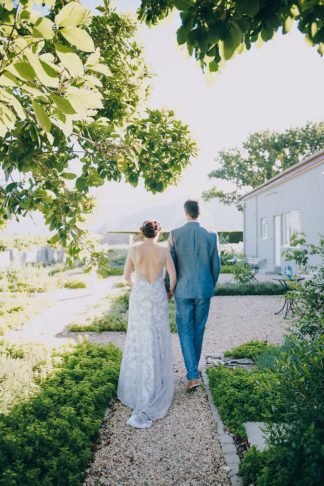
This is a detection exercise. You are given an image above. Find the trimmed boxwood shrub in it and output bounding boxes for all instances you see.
[207,365,277,438]
[0,340,122,486]
[214,282,285,295]
[224,340,274,359]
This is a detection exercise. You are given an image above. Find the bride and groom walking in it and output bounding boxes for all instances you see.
[117,199,221,429]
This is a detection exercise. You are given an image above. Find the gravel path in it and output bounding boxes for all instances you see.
[82,292,288,486]
[4,273,288,486]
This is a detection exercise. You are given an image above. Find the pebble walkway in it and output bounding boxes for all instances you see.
[5,274,287,485]
[82,290,287,486]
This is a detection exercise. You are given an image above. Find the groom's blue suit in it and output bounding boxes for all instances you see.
[168,222,221,380]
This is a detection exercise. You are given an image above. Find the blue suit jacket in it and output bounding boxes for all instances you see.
[167,222,221,299]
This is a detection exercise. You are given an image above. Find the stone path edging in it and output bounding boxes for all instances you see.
[201,358,242,486]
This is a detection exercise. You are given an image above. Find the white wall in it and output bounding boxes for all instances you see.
[243,160,324,272]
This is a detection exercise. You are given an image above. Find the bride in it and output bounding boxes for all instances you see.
[117,220,177,429]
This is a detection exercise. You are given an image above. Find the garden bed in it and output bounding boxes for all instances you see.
[69,290,177,333]
[214,282,285,296]
[0,339,122,485]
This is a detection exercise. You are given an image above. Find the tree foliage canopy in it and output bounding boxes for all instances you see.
[202,122,324,207]
[0,0,197,264]
[138,0,324,73]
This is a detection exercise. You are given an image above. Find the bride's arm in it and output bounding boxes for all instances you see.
[124,250,134,286]
[165,249,177,297]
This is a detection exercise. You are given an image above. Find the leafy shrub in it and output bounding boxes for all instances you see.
[69,291,129,333]
[214,282,285,296]
[253,338,295,371]
[220,250,234,266]
[239,446,268,485]
[0,294,53,335]
[0,341,56,414]
[232,261,254,284]
[0,340,122,486]
[0,234,54,250]
[283,235,324,339]
[97,266,124,278]
[207,365,277,438]
[70,290,178,334]
[64,280,87,289]
[224,340,273,360]
[0,265,63,293]
[240,335,324,485]
[220,265,234,274]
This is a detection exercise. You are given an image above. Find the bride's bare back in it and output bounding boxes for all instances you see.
[124,242,176,290]
[134,243,164,283]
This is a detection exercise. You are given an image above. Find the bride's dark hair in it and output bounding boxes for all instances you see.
[140,220,162,239]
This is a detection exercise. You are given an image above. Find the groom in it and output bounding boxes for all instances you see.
[166,199,221,391]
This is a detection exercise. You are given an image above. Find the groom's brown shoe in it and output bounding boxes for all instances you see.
[186,379,200,392]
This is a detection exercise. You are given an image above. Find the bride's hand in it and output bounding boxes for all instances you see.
[167,290,173,301]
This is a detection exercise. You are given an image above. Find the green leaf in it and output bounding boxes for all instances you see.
[176,26,188,45]
[85,49,100,67]
[32,99,51,132]
[7,62,36,81]
[84,74,103,88]
[55,43,84,77]
[48,234,60,245]
[0,71,19,87]
[60,27,95,52]
[50,94,76,115]
[53,111,73,136]
[236,0,260,18]
[209,60,218,72]
[174,0,192,11]
[11,97,26,120]
[61,172,77,180]
[19,199,30,209]
[76,177,87,191]
[67,87,103,113]
[55,2,85,27]
[220,23,242,60]
[88,63,111,76]
[283,17,294,34]
[4,0,13,11]
[207,21,226,43]
[25,50,59,87]
[32,17,54,39]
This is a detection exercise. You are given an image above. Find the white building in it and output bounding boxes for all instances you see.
[240,150,324,273]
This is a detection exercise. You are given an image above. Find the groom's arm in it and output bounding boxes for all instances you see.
[211,233,221,286]
[164,231,176,292]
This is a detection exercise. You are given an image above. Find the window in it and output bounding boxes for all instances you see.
[282,211,301,246]
[260,218,268,240]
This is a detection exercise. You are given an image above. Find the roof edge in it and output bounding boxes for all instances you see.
[239,149,324,201]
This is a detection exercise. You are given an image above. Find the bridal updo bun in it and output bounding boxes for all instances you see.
[140,220,162,239]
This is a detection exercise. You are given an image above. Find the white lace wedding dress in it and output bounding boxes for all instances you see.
[117,247,174,428]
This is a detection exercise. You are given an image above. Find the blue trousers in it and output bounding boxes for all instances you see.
[175,297,211,380]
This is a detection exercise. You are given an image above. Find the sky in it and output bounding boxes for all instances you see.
[4,0,324,233]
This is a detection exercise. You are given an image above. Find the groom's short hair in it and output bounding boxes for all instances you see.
[184,199,200,219]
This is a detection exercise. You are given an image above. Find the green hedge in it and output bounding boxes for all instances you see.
[218,231,243,244]
[207,365,277,438]
[224,340,274,359]
[0,340,122,486]
[214,282,285,295]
